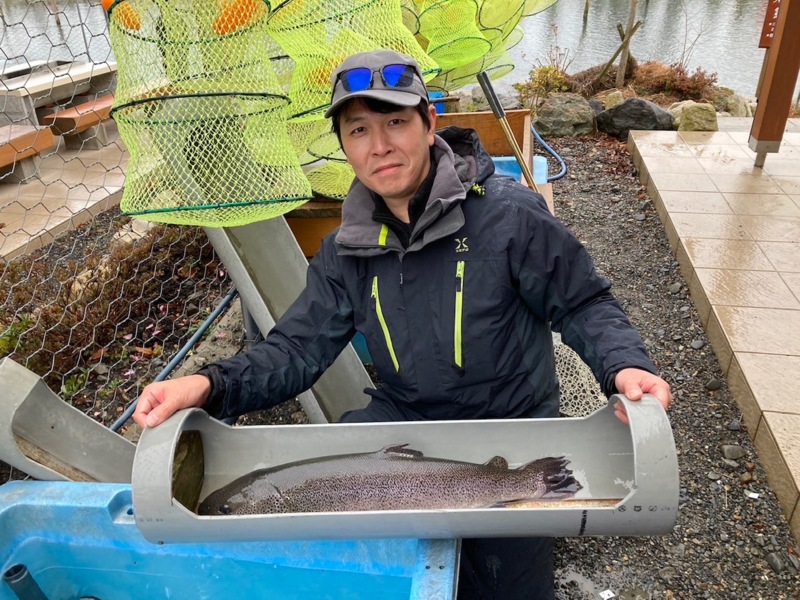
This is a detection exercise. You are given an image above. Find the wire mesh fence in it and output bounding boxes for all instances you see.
[0,0,231,484]
[0,0,555,485]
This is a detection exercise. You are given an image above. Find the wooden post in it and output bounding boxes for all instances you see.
[749,0,800,166]
[616,0,638,88]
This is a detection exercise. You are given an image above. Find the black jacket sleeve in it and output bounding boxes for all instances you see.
[508,192,657,396]
[197,240,356,419]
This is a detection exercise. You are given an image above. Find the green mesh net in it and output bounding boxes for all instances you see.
[109,0,312,227]
[306,162,357,200]
[105,0,561,224]
[266,0,440,123]
[523,0,558,17]
[415,0,490,71]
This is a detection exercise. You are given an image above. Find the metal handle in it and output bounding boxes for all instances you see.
[477,71,505,120]
[477,72,539,193]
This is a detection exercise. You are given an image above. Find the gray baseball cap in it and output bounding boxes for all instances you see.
[324,49,429,119]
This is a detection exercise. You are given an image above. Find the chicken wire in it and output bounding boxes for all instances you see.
[0,0,601,486]
[0,0,231,483]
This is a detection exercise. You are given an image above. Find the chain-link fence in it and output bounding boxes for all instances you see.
[1,0,230,484]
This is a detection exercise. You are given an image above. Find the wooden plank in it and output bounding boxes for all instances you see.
[0,124,56,168]
[436,109,529,157]
[42,94,114,135]
[286,216,342,259]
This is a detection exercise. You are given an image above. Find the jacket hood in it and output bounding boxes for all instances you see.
[335,126,495,256]
[434,125,496,185]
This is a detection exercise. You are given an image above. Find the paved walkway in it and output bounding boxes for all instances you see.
[628,117,800,543]
[0,121,126,260]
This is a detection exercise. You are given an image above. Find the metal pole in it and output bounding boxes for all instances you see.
[110,287,239,431]
[477,72,540,193]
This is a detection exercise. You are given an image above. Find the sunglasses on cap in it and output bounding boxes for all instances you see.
[336,63,419,92]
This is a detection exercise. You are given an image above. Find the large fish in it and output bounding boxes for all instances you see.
[198,444,581,515]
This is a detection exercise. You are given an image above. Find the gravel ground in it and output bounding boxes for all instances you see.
[2,131,798,599]
[548,134,799,599]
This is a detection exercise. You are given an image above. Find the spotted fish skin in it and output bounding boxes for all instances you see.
[198,444,581,516]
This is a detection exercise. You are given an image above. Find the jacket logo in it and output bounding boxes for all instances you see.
[455,238,469,253]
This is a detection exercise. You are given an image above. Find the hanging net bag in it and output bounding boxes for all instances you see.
[523,0,558,17]
[108,0,312,227]
[265,0,439,123]
[413,0,490,71]
[306,162,357,200]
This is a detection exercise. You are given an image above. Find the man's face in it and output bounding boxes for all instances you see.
[339,101,437,208]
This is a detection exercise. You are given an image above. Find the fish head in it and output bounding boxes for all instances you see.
[198,475,289,515]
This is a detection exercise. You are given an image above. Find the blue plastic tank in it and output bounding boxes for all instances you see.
[0,481,456,600]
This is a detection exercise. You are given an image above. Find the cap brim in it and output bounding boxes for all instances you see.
[324,89,426,118]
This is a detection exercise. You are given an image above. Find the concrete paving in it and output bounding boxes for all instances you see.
[628,117,800,543]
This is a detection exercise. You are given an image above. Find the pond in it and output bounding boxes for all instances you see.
[506,0,798,99]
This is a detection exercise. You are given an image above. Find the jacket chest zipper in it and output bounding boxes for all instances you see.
[454,260,465,368]
[371,276,400,372]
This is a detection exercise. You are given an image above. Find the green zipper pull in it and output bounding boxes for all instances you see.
[372,276,400,372]
[454,261,465,368]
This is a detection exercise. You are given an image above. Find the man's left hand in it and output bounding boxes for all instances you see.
[613,368,672,424]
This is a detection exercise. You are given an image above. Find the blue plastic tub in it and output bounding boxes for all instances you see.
[492,156,548,184]
[0,481,457,600]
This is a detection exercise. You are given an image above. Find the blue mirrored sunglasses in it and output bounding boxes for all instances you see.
[337,63,418,93]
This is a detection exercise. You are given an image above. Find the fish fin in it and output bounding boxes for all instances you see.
[381,444,424,459]
[520,456,583,498]
[484,456,508,469]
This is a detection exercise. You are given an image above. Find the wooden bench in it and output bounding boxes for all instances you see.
[0,124,57,183]
[41,93,114,149]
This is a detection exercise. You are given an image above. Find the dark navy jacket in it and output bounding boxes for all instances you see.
[201,126,657,421]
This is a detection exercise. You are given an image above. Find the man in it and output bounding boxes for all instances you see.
[134,49,671,599]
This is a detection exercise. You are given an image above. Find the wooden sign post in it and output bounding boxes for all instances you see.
[749,0,800,166]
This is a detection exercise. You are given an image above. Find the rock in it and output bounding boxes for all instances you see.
[588,99,604,116]
[707,471,721,481]
[605,90,625,110]
[596,98,674,140]
[470,81,522,112]
[721,445,747,460]
[532,93,596,137]
[671,100,719,131]
[766,552,785,573]
[92,363,110,376]
[705,378,723,391]
[721,458,739,469]
[111,219,158,250]
[691,339,705,350]
[658,566,677,581]
[725,93,749,117]
[669,283,682,294]
[727,419,741,431]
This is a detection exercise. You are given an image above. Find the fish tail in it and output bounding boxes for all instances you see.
[522,456,583,498]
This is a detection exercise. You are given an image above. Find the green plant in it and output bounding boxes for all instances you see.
[99,377,124,398]
[61,368,90,401]
[0,313,33,356]
[514,25,573,113]
[515,65,572,114]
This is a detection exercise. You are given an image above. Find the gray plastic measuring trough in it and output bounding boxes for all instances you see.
[132,395,679,544]
[0,357,134,482]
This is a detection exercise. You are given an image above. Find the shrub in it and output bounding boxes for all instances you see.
[514,65,572,113]
[632,60,718,102]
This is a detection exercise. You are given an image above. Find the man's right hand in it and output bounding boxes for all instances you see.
[132,374,212,429]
